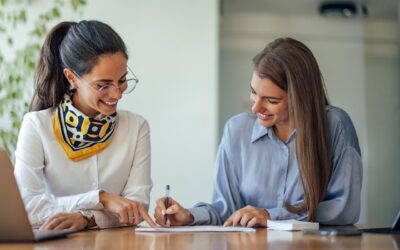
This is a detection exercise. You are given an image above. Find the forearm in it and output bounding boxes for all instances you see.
[24,189,101,227]
[189,202,225,225]
[267,207,307,221]
[122,185,152,211]
[91,210,120,229]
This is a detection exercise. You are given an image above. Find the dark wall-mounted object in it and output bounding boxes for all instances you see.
[319,1,368,17]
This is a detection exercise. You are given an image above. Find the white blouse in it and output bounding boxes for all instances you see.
[14,109,152,228]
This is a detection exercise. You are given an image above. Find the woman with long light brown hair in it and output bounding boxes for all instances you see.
[154,37,362,226]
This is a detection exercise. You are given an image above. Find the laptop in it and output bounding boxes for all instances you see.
[0,148,74,242]
[362,210,400,234]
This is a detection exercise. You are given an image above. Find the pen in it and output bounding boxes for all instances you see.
[164,185,170,224]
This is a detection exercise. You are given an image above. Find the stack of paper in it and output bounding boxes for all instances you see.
[267,220,319,231]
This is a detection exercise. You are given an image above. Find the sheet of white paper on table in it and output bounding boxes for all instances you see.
[267,219,319,231]
[135,225,256,233]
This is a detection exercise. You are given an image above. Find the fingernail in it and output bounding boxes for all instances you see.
[161,210,165,215]
[166,209,171,213]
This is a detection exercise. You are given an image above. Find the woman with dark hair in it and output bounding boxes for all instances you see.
[154,37,362,227]
[14,20,156,230]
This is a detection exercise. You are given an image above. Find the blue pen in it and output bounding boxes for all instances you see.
[164,185,170,224]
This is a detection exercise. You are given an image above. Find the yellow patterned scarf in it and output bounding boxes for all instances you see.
[54,93,118,161]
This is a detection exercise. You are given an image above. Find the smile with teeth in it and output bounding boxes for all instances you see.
[257,113,273,120]
[103,100,118,106]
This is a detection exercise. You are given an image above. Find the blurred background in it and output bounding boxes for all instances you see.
[0,0,399,225]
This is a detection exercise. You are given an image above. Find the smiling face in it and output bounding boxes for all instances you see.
[250,71,290,129]
[64,52,128,117]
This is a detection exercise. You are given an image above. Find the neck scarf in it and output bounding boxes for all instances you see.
[54,93,117,161]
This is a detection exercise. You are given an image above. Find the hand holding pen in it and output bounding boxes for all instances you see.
[154,187,195,227]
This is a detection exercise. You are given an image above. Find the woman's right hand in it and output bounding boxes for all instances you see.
[154,197,194,227]
[99,191,156,227]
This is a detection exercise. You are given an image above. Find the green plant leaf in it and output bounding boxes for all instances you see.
[0,0,87,157]
[6,37,13,45]
[52,7,61,18]
[19,9,27,23]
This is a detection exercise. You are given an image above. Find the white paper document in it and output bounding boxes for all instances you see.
[267,219,319,231]
[135,225,256,233]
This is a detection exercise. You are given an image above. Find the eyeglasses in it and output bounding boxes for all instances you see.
[73,66,139,95]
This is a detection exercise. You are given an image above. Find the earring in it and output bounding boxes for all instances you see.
[68,85,77,92]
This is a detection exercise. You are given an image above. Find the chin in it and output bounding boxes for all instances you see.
[257,119,274,128]
[98,103,118,116]
[101,110,117,116]
[255,113,277,128]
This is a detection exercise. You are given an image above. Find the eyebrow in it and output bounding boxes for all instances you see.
[93,71,128,83]
[250,85,282,100]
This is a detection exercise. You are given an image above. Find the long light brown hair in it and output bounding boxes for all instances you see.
[253,37,331,221]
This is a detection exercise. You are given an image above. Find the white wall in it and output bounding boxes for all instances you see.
[363,19,400,224]
[83,0,219,212]
[220,11,399,224]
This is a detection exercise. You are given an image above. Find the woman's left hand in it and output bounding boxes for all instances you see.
[40,212,88,231]
[223,205,270,228]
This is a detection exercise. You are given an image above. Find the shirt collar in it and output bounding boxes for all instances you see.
[251,121,297,143]
[251,121,272,143]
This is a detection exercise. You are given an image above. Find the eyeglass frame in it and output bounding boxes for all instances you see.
[72,66,139,95]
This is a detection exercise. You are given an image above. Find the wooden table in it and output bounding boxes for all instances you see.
[0,227,399,250]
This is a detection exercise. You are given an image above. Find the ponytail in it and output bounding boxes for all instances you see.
[30,22,75,111]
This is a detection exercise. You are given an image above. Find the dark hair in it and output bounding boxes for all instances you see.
[30,20,128,111]
[253,37,330,222]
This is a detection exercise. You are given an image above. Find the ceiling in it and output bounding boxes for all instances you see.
[221,0,399,21]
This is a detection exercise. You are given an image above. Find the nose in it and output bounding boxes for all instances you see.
[251,96,264,113]
[108,85,123,100]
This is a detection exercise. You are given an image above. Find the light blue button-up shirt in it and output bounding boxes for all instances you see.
[189,106,362,225]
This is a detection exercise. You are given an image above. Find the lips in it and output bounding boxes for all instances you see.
[257,113,273,120]
[102,100,118,106]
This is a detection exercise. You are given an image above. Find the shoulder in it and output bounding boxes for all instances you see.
[22,108,54,128]
[326,106,356,136]
[326,106,353,127]
[216,113,256,161]
[326,106,360,153]
[117,110,149,131]
[222,112,257,144]
[224,112,257,134]
[23,108,53,120]
[17,109,55,147]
